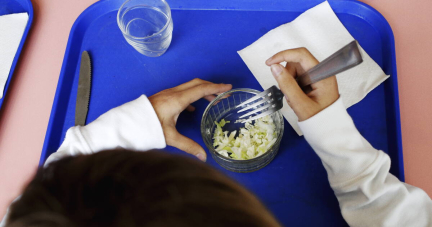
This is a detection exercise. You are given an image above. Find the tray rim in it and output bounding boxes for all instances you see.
[41,0,403,182]
[0,0,34,110]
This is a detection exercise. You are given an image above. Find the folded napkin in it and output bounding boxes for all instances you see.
[238,1,389,135]
[0,13,29,99]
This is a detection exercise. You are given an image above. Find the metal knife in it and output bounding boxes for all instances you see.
[75,51,92,126]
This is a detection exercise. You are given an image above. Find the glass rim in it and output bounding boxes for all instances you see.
[117,0,172,40]
[200,88,285,163]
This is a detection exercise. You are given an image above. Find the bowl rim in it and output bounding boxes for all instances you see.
[200,88,285,163]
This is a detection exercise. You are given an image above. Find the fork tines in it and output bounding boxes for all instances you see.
[236,86,283,123]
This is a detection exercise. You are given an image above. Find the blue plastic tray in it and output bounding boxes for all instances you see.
[42,0,402,226]
[0,0,33,109]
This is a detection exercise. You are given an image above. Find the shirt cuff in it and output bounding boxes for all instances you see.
[82,95,166,152]
[298,97,379,184]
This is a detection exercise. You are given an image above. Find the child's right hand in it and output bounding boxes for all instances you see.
[265,48,340,121]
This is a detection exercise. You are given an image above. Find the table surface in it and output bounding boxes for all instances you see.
[1,0,431,219]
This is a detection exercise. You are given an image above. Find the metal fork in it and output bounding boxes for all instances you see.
[236,40,363,122]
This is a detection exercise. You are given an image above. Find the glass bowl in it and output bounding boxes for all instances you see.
[200,88,284,173]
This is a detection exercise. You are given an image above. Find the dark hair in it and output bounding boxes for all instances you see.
[6,150,280,227]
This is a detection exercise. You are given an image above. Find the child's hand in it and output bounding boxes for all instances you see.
[149,79,232,161]
[266,48,340,121]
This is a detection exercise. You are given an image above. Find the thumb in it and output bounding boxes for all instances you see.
[270,64,309,106]
[165,128,207,162]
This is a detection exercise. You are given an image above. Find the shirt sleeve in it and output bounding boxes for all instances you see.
[44,95,166,166]
[0,95,166,226]
[298,97,432,227]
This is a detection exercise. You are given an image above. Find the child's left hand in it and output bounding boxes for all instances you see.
[149,79,232,161]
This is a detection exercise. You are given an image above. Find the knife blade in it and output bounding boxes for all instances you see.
[75,51,92,126]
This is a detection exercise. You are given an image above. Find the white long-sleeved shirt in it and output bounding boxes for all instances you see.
[298,98,432,227]
[1,95,431,226]
[44,95,166,166]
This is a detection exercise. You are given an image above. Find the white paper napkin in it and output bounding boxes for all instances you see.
[0,12,29,99]
[237,1,389,136]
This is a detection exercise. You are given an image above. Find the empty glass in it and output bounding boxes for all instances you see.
[117,0,173,57]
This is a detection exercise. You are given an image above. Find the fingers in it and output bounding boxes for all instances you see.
[285,62,297,77]
[204,95,217,102]
[171,78,212,92]
[186,105,196,112]
[181,83,232,105]
[204,92,231,102]
[170,78,231,105]
[165,128,207,161]
[270,64,310,106]
[309,75,338,93]
[285,62,306,78]
[183,94,219,112]
[266,48,319,72]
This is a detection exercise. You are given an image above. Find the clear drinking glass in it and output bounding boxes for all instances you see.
[201,89,284,173]
[117,0,173,57]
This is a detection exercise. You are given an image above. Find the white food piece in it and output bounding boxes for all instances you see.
[213,116,277,160]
